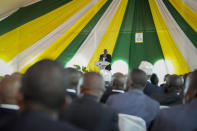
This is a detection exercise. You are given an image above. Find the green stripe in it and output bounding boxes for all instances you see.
[129,0,164,69]
[112,0,164,70]
[56,0,112,66]
[163,0,197,48]
[0,0,71,36]
[112,0,136,66]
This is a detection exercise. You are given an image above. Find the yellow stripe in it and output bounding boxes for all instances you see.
[87,0,128,72]
[0,0,91,62]
[169,0,197,32]
[149,0,190,74]
[20,0,108,73]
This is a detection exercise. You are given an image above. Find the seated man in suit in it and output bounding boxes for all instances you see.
[99,49,112,71]
[151,75,183,106]
[60,72,119,131]
[101,72,125,103]
[106,69,160,128]
[0,73,22,127]
[0,60,80,131]
[63,68,83,105]
[151,71,197,131]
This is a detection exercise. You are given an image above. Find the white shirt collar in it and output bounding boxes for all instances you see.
[0,104,19,110]
[112,89,125,93]
[66,89,76,93]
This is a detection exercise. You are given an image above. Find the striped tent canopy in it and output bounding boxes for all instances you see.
[0,0,197,82]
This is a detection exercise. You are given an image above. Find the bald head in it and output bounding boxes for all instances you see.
[112,73,126,90]
[184,70,197,103]
[80,72,105,99]
[126,69,147,90]
[0,73,22,104]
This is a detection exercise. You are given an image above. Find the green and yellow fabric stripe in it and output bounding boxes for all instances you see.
[88,0,129,71]
[149,0,190,74]
[0,0,91,62]
[111,0,136,67]
[129,0,164,69]
[20,0,107,73]
[169,0,197,32]
[163,0,197,48]
[0,0,71,35]
[57,0,113,67]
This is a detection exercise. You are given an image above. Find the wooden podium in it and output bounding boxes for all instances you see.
[94,61,110,70]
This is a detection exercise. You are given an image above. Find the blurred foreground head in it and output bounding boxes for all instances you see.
[126,69,147,91]
[20,59,67,112]
[184,70,197,103]
[80,72,105,100]
[0,73,22,104]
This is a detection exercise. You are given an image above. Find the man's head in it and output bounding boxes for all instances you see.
[0,73,22,104]
[150,73,159,86]
[126,69,147,91]
[64,68,83,90]
[112,72,126,90]
[184,70,197,103]
[20,59,67,112]
[165,75,183,93]
[104,49,107,55]
[80,72,105,99]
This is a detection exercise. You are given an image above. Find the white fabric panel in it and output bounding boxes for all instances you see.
[182,0,197,13]
[8,0,96,72]
[0,0,41,21]
[118,114,146,131]
[156,0,197,70]
[67,0,121,68]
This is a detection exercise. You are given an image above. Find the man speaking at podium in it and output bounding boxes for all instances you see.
[99,49,112,71]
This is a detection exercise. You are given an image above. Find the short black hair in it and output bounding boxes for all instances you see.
[150,73,159,85]
[129,69,147,89]
[22,59,67,110]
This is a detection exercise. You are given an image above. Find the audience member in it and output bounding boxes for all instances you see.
[106,69,160,128]
[0,60,80,131]
[151,70,197,131]
[151,75,183,106]
[0,73,22,127]
[150,73,159,86]
[143,80,164,96]
[63,68,83,105]
[100,72,125,103]
[60,72,119,131]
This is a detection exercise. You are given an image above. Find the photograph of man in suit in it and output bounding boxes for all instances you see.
[99,49,112,71]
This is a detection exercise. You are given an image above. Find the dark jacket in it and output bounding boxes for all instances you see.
[106,89,160,128]
[60,95,119,131]
[144,82,164,96]
[0,110,80,131]
[99,54,112,71]
[151,99,197,131]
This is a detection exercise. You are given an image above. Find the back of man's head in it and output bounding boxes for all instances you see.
[165,75,183,93]
[0,74,22,104]
[21,59,66,111]
[80,72,105,99]
[150,73,159,86]
[64,68,83,90]
[112,72,126,90]
[184,70,197,103]
[127,69,147,90]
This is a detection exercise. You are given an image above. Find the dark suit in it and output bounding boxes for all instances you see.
[151,91,183,106]
[99,54,112,71]
[0,110,80,131]
[100,88,124,103]
[60,95,119,131]
[151,99,197,131]
[106,89,160,128]
[144,82,164,96]
[0,107,18,128]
